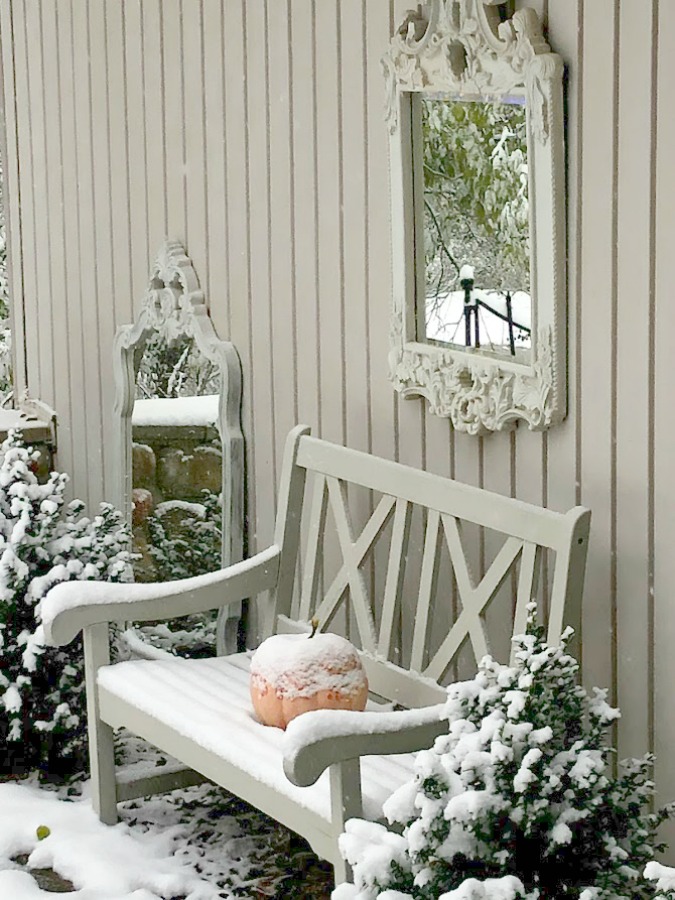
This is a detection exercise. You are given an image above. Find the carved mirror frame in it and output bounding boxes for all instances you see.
[383,1,566,434]
[112,240,244,654]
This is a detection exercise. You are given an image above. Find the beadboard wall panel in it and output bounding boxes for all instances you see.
[2,0,675,838]
[614,0,655,765]
[570,1,616,730]
[654,0,675,828]
[0,2,26,398]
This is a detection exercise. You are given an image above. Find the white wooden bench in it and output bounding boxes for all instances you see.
[40,425,591,884]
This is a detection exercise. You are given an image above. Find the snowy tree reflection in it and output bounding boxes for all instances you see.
[420,95,531,356]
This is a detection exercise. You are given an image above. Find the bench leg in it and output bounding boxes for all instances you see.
[329,759,362,885]
[332,851,353,887]
[89,715,118,825]
[83,624,118,825]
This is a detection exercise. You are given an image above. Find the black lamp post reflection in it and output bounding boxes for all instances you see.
[459,264,478,349]
[457,263,530,355]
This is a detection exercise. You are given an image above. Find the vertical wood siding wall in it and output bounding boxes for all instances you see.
[2,0,674,840]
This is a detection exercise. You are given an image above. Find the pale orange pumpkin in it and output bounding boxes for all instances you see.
[250,629,368,729]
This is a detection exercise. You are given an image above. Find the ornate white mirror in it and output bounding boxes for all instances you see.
[113,241,244,655]
[383,1,566,433]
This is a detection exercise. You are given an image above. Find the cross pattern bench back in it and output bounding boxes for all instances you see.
[41,425,591,883]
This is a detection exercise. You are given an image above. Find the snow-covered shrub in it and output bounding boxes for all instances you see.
[147,491,222,582]
[646,862,675,900]
[335,614,674,900]
[132,490,222,657]
[0,430,133,773]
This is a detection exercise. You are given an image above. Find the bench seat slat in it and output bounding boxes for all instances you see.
[97,654,416,830]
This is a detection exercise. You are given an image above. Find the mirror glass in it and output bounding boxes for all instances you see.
[130,331,223,656]
[418,94,532,361]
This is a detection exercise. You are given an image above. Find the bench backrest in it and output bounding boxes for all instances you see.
[264,426,591,708]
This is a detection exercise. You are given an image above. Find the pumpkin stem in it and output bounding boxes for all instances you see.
[310,616,320,638]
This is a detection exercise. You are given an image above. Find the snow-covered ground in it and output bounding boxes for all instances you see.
[0,779,218,899]
[425,289,531,354]
[0,736,331,899]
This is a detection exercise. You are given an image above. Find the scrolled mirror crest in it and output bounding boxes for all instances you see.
[383,2,551,134]
[139,240,209,342]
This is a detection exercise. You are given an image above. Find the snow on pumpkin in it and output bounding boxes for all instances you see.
[250,624,368,729]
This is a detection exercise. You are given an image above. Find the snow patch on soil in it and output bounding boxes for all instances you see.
[0,781,215,899]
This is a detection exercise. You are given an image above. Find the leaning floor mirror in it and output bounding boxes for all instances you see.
[113,241,244,656]
[384,0,566,433]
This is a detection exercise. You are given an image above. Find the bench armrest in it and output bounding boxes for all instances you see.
[282,703,447,787]
[41,545,281,647]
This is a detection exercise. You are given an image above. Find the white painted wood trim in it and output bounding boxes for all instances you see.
[378,498,412,658]
[298,473,329,622]
[311,492,396,636]
[258,424,312,639]
[325,476,378,653]
[42,547,281,647]
[83,624,117,825]
[283,704,447,788]
[547,506,592,649]
[511,541,541,664]
[115,765,208,804]
[329,759,362,884]
[410,509,441,672]
[297,435,588,548]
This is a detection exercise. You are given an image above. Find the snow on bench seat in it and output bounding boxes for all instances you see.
[97,653,415,824]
